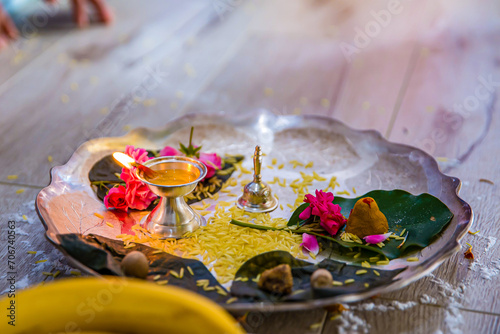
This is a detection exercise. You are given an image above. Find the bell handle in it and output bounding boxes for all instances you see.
[253,146,262,182]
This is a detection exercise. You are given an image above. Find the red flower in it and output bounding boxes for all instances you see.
[159,146,182,157]
[298,190,346,236]
[104,186,128,211]
[199,152,222,180]
[124,179,157,210]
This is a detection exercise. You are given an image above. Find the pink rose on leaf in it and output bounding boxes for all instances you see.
[159,146,182,157]
[299,190,334,220]
[318,202,347,236]
[198,152,222,180]
[298,190,346,236]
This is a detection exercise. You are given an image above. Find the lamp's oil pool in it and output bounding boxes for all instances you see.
[145,168,199,186]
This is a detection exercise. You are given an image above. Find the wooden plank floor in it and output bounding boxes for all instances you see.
[1,0,499,333]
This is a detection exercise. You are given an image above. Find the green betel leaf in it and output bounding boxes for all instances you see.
[287,203,309,226]
[334,190,453,259]
[287,190,454,259]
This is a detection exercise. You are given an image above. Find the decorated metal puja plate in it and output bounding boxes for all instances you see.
[36,110,472,312]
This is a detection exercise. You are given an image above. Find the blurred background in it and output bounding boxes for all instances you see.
[1,0,499,185]
[1,1,500,333]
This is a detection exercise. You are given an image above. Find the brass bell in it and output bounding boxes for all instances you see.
[237,146,278,213]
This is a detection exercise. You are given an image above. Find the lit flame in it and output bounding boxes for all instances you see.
[113,152,136,169]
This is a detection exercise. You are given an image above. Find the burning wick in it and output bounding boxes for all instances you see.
[112,152,158,178]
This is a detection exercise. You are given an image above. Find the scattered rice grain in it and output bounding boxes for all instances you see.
[187,266,194,276]
[309,323,322,330]
[169,270,180,279]
[226,297,238,304]
[361,261,371,268]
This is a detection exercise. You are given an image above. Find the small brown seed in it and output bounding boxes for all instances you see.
[310,269,333,288]
[121,251,149,279]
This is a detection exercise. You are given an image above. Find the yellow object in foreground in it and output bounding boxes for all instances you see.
[0,277,243,334]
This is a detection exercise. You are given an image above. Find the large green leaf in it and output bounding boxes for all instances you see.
[288,190,454,259]
[230,251,404,303]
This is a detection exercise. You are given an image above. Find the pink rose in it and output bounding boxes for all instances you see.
[125,179,157,210]
[199,152,221,180]
[104,186,128,211]
[159,146,182,157]
[120,166,137,183]
[318,202,346,235]
[125,145,150,164]
[298,190,346,236]
[118,146,151,184]
[299,190,334,220]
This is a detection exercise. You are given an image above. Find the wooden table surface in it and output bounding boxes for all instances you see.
[1,0,499,333]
